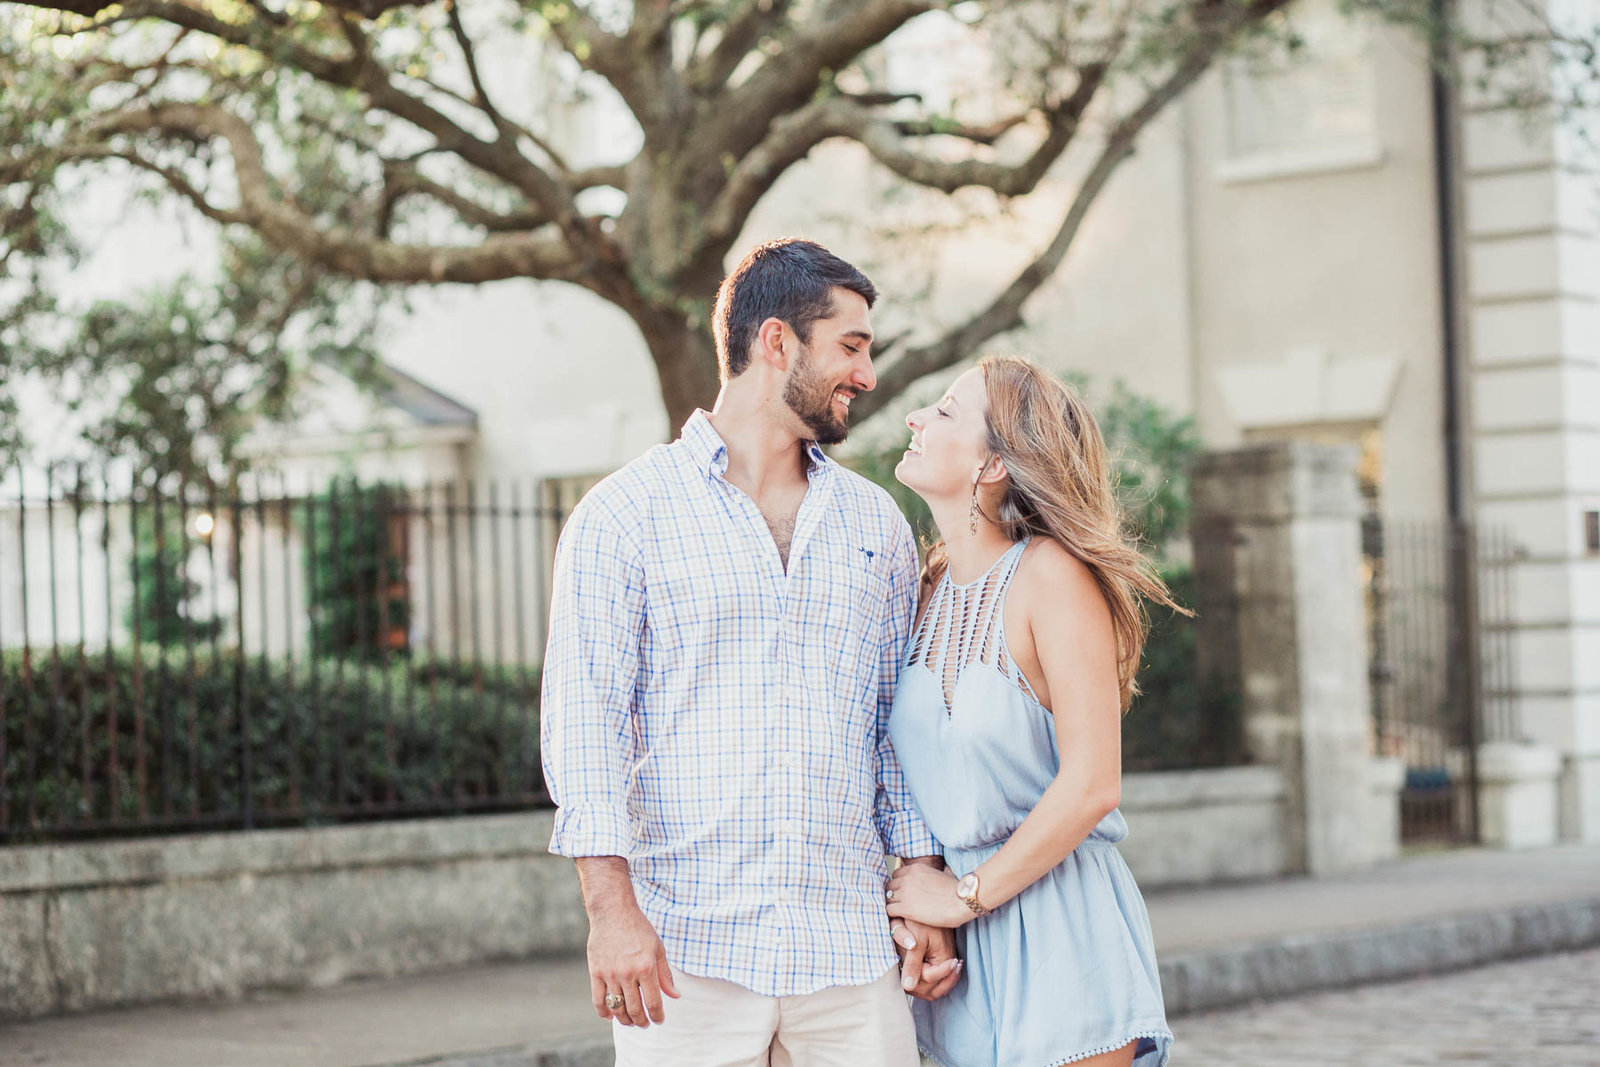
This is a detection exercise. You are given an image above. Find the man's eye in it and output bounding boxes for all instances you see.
[844,345,861,355]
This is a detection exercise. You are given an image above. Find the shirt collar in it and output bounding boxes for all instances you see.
[680,409,830,479]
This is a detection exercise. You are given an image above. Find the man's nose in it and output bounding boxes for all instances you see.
[853,352,876,393]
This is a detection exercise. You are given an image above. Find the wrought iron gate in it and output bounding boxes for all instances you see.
[1363,514,1520,845]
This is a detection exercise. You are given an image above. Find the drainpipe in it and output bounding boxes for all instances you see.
[1429,0,1483,843]
[1431,0,1468,523]
[1179,91,1204,435]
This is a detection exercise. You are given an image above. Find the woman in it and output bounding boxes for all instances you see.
[884,356,1176,1067]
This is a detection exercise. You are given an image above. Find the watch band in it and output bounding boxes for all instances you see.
[957,873,992,917]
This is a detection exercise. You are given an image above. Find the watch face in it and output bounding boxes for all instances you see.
[957,873,978,899]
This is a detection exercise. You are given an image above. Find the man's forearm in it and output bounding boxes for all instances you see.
[900,854,945,870]
[576,856,640,916]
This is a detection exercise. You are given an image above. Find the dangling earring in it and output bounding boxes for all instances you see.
[969,458,990,535]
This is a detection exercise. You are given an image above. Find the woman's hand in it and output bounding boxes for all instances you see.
[886,862,975,929]
[891,919,965,1000]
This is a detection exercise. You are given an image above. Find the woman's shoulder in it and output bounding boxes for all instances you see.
[1016,536,1091,584]
[1013,537,1107,614]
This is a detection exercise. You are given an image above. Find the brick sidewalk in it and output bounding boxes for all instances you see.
[1176,948,1600,1066]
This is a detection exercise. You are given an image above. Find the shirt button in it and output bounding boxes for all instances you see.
[776,888,792,903]
[783,820,803,837]
[778,752,798,768]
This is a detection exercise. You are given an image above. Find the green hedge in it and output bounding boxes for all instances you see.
[1122,568,1245,773]
[4,575,1238,843]
[1,647,541,840]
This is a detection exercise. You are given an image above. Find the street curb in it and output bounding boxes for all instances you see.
[394,895,1600,1067]
[1163,894,1600,1015]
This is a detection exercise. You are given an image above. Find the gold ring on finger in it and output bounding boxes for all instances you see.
[605,992,624,1011]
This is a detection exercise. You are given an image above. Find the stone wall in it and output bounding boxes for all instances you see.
[1,766,1300,1020]
[0,812,585,1021]
[1118,766,1288,886]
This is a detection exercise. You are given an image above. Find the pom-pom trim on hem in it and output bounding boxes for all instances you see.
[918,1028,1172,1067]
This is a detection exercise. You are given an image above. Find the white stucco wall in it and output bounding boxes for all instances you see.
[1181,13,1449,519]
[1458,0,1600,842]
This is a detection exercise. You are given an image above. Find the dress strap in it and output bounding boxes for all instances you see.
[906,571,947,668]
[995,536,1030,583]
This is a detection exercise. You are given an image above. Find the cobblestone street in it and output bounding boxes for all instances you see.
[1174,948,1600,1065]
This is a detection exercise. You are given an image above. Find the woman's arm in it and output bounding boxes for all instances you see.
[967,538,1123,907]
[887,539,1123,926]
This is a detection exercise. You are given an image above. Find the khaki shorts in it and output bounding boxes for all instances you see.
[611,964,919,1067]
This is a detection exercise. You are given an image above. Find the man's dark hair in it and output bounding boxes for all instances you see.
[712,238,878,380]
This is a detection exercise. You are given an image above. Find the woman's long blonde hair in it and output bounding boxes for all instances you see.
[923,356,1185,711]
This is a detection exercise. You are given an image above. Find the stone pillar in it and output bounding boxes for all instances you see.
[1459,0,1600,842]
[1365,757,1406,866]
[1474,742,1562,849]
[1191,442,1385,875]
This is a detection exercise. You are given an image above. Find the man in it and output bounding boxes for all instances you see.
[541,238,960,1065]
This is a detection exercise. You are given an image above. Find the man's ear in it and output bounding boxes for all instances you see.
[756,317,789,371]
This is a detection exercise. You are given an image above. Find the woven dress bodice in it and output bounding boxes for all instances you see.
[904,537,1043,715]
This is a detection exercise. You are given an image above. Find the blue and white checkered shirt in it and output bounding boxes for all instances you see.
[541,410,938,996]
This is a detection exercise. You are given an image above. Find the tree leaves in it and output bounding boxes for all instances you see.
[0,0,1591,449]
[8,233,386,484]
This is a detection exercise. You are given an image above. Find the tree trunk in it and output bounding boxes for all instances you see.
[635,306,722,436]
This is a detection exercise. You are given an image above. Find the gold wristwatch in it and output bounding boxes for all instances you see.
[956,871,991,917]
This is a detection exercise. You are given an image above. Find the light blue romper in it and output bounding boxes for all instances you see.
[887,538,1172,1067]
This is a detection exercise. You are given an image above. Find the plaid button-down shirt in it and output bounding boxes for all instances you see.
[541,410,938,996]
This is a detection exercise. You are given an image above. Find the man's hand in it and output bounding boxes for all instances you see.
[892,918,963,1001]
[576,857,681,1028]
[890,855,963,1001]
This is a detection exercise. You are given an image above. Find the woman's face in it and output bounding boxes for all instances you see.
[896,368,991,499]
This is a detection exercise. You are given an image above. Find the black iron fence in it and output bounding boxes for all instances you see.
[2,463,1271,845]
[0,468,568,843]
[1364,514,1522,844]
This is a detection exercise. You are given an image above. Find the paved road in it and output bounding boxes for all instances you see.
[1174,948,1600,1066]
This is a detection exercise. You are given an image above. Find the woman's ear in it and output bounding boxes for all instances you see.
[979,455,1009,486]
[756,318,789,370]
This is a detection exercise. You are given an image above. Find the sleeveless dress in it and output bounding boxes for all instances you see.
[887,538,1172,1067]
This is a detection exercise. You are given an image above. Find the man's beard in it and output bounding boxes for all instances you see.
[783,345,850,445]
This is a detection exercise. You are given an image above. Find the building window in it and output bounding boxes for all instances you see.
[1220,0,1382,182]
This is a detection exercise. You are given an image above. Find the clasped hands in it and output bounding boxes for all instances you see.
[887,863,972,1001]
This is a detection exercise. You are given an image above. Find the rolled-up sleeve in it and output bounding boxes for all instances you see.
[872,518,940,858]
[540,488,646,859]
